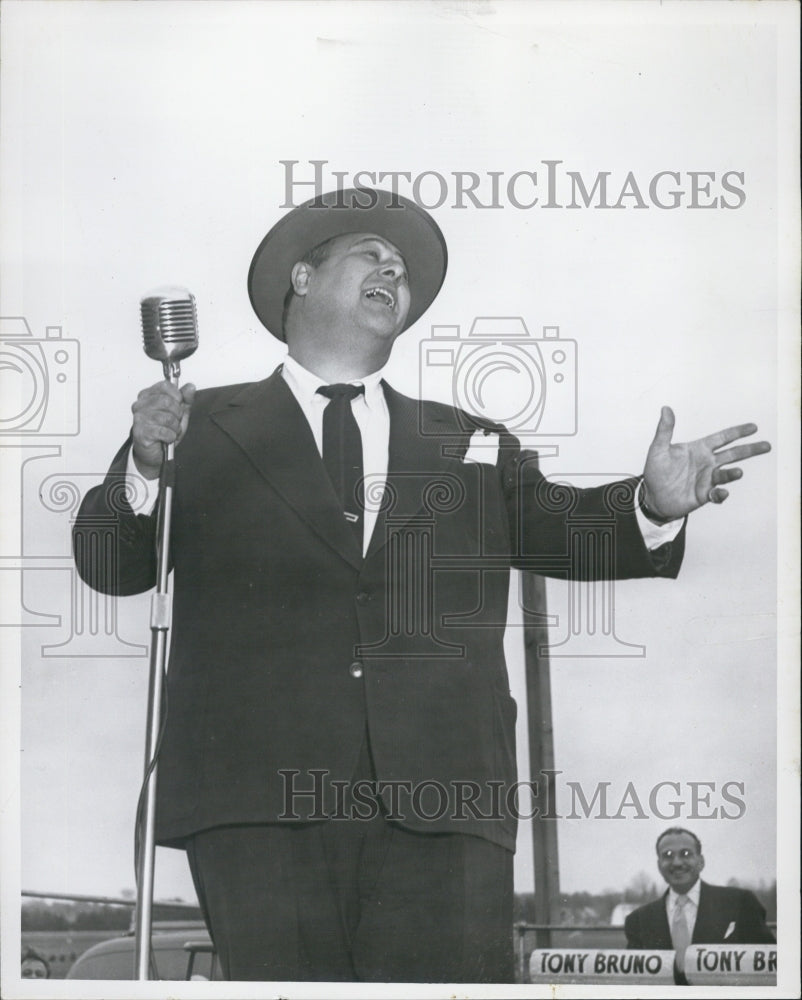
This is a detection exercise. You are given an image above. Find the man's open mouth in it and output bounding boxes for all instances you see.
[364,287,396,309]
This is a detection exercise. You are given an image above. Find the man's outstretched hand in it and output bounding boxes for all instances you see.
[642,406,771,521]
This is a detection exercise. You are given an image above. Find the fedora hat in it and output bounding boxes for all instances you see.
[248,187,448,340]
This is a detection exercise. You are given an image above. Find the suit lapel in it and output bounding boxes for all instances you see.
[652,891,673,949]
[692,881,715,943]
[365,383,463,561]
[209,369,363,570]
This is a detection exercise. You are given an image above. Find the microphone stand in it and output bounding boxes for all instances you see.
[135,359,181,980]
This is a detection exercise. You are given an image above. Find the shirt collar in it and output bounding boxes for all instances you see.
[669,879,701,909]
[282,354,385,409]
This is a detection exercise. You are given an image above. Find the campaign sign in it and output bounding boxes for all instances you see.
[684,944,777,986]
[530,948,675,985]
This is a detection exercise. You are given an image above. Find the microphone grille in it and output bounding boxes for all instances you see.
[141,288,198,362]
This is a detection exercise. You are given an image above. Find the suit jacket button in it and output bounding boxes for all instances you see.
[349,661,363,679]
[355,591,370,606]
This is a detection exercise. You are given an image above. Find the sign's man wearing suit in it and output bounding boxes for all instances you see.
[625,827,775,984]
[74,190,770,982]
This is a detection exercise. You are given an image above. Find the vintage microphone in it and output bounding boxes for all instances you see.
[135,288,198,980]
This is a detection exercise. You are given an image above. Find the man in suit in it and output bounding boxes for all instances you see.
[625,827,775,983]
[74,188,770,982]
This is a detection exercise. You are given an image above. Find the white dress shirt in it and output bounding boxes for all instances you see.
[126,359,682,556]
[279,355,389,556]
[666,878,701,938]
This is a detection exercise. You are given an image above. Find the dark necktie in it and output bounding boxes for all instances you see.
[316,383,365,543]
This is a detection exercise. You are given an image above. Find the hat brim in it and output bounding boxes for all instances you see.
[248,188,448,340]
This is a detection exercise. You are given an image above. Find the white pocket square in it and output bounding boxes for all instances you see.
[463,430,499,465]
[724,921,736,939]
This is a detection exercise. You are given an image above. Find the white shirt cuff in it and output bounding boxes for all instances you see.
[125,446,160,516]
[634,480,684,550]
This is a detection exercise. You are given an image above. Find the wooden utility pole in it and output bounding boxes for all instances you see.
[522,568,561,948]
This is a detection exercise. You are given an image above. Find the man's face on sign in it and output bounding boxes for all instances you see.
[656,831,705,894]
[292,233,411,344]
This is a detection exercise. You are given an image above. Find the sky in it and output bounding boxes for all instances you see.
[0,0,798,985]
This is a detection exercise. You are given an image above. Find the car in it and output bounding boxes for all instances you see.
[66,922,220,980]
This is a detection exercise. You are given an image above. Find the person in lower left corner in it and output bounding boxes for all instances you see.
[21,947,50,979]
[625,827,775,984]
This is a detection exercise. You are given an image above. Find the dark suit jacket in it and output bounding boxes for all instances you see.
[74,371,684,851]
[624,881,776,950]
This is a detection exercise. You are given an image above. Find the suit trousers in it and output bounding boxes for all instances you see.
[184,738,514,982]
